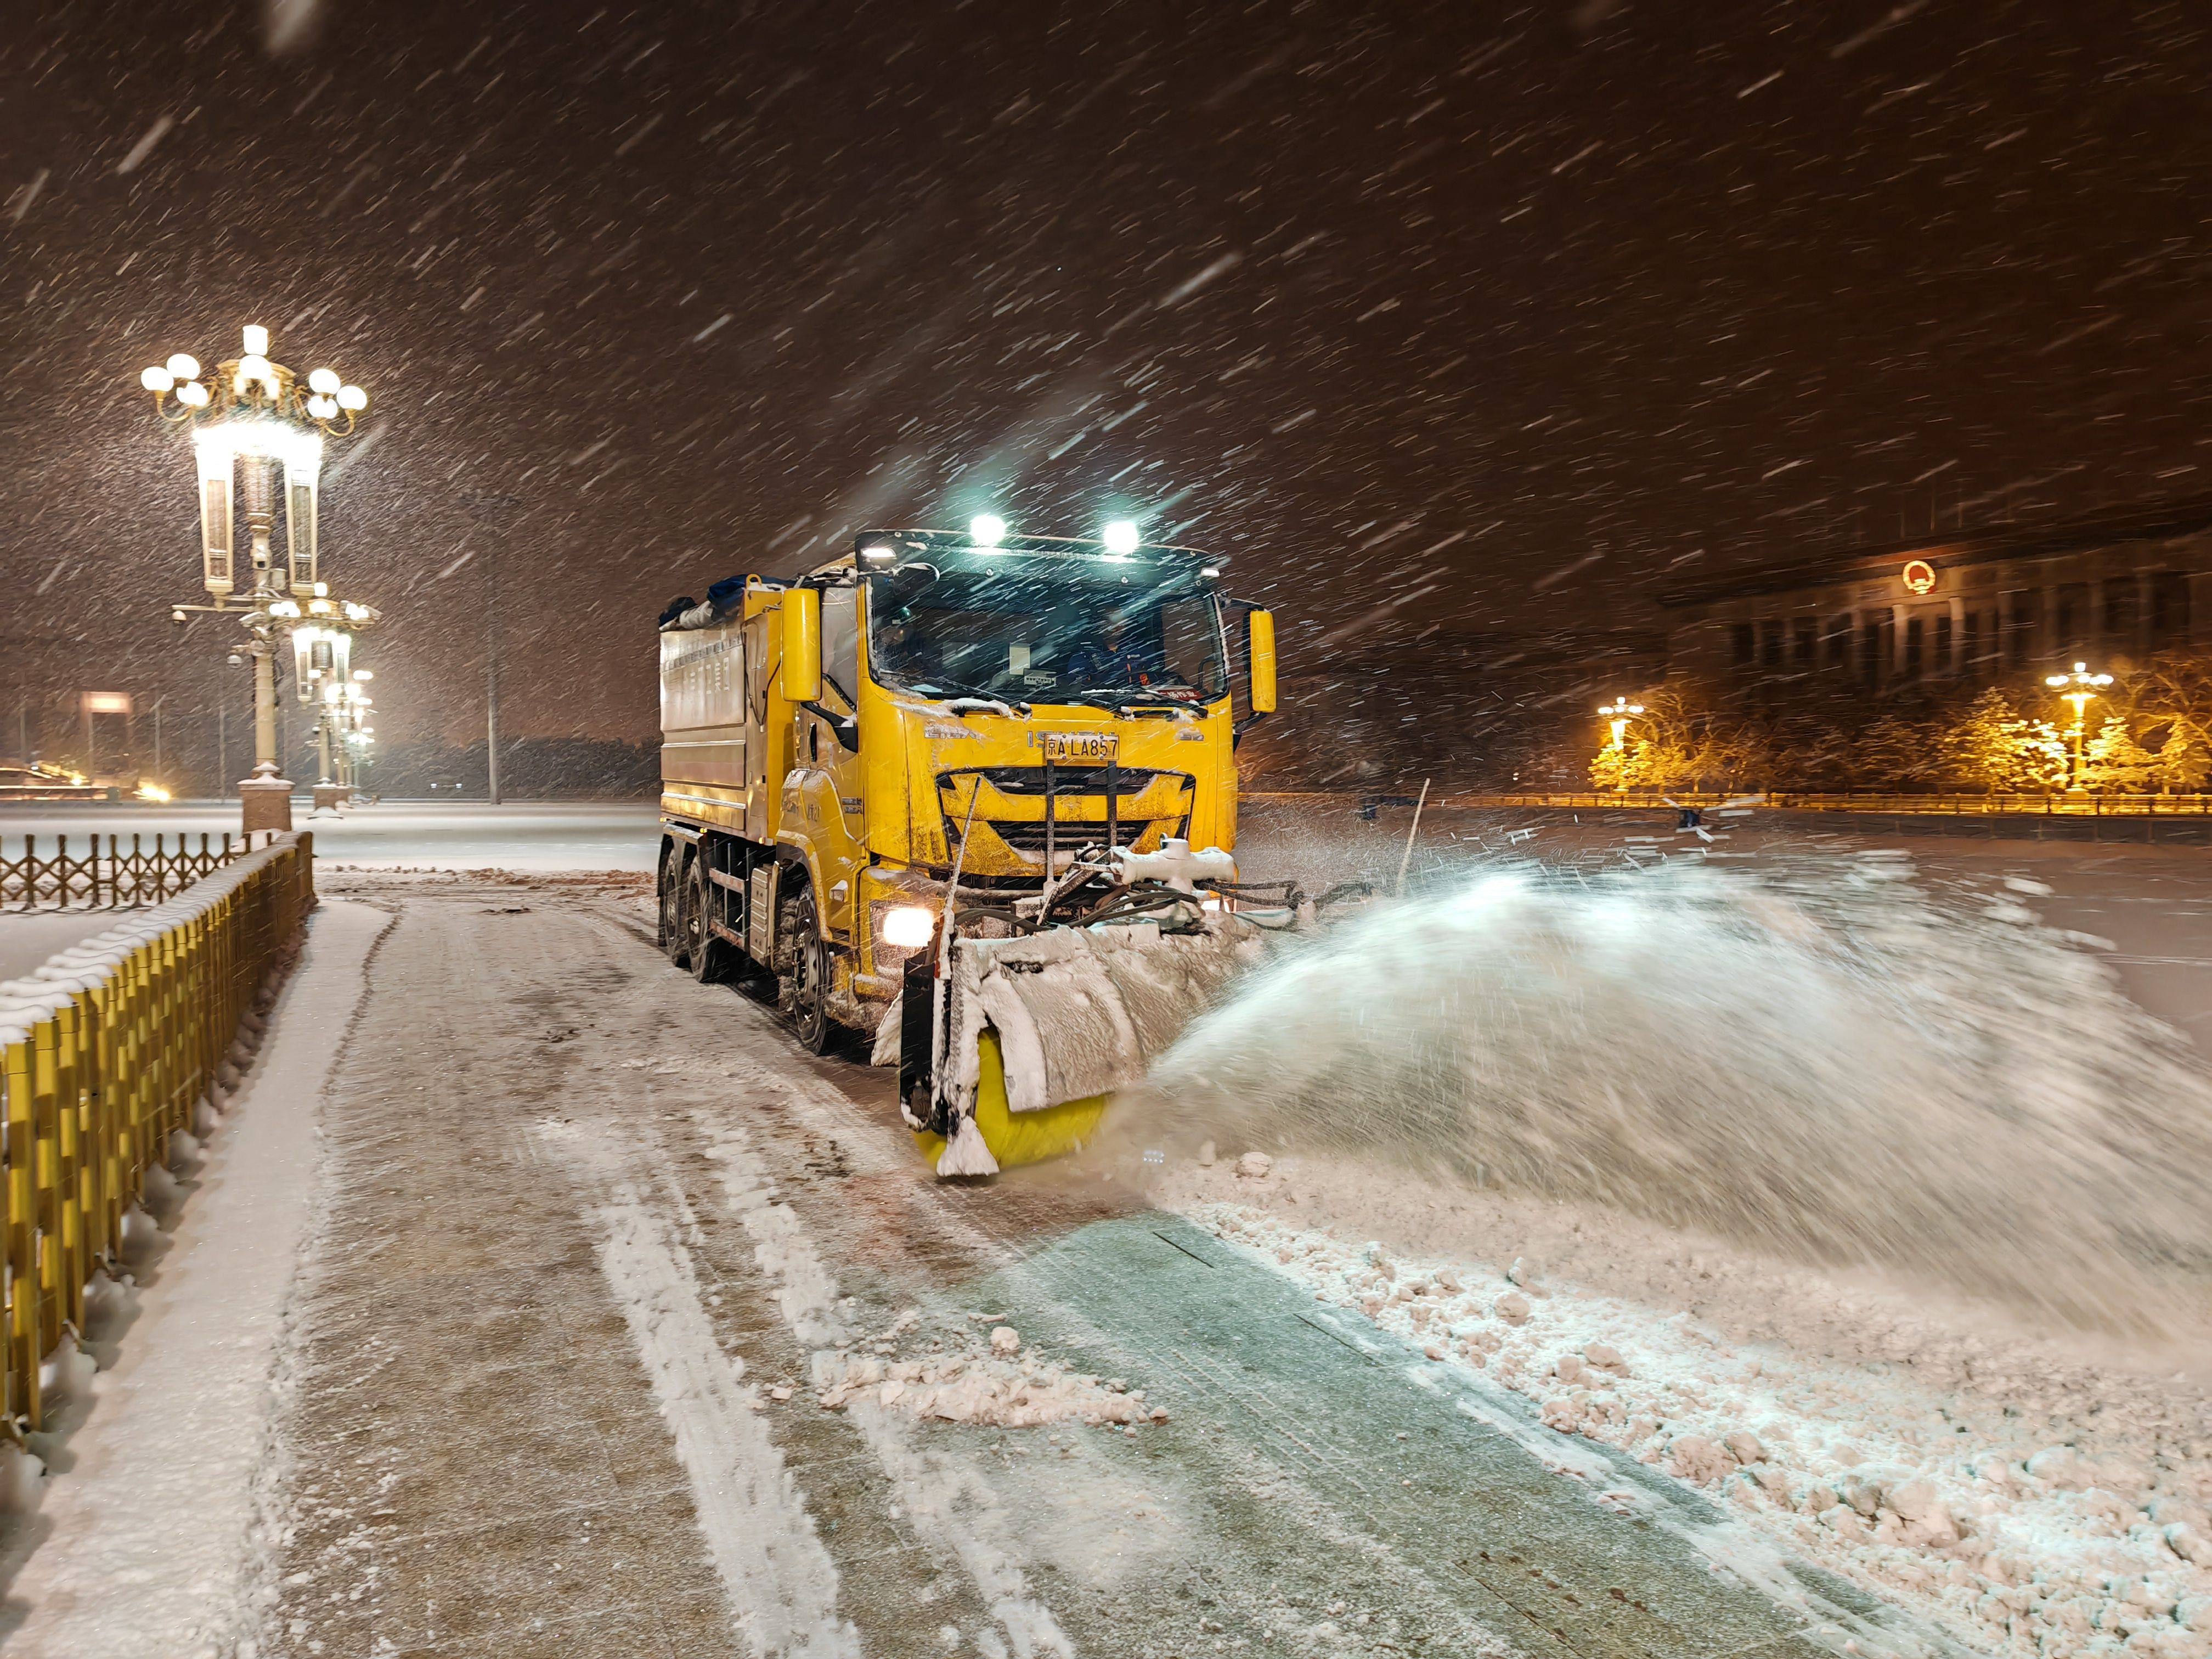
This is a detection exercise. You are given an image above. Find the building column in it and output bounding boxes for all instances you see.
[1948,595,1966,675]
[2041,586,2062,664]
[2190,574,2212,648]
[1892,603,1910,679]
[2136,569,2156,663]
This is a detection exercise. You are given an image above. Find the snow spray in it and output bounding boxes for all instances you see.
[1126,851,2212,1333]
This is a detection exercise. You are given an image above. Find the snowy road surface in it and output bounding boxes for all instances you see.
[10,803,2212,1656]
[0,872,1934,1658]
[0,911,124,981]
[2,900,389,1655]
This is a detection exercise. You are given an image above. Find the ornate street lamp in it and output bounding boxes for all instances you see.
[140,326,377,831]
[2044,661,2113,789]
[313,667,375,801]
[1599,696,1645,750]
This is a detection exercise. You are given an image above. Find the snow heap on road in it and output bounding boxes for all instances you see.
[1158,1155,2212,1659]
[1118,845,2212,1655]
[814,1314,1167,1430]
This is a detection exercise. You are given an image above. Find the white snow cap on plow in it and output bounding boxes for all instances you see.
[1109,837,1235,894]
[945,916,1260,1117]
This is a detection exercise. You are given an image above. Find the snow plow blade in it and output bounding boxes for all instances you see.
[902,918,1262,1178]
[893,839,1368,1178]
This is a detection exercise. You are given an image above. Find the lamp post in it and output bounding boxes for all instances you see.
[463,493,523,806]
[140,325,377,833]
[1599,696,1644,751]
[2044,661,2113,789]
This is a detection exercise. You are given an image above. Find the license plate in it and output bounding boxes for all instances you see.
[1040,731,1116,764]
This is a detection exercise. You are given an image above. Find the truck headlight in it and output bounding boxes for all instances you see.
[881,905,936,948]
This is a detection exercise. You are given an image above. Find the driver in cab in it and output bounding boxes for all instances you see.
[1066,613,1160,689]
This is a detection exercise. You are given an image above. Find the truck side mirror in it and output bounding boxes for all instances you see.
[783,588,822,703]
[1247,608,1277,715]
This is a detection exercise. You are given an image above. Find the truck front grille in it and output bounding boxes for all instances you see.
[966,766,1160,798]
[986,819,1182,854]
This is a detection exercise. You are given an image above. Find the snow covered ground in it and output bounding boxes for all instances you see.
[0,900,388,1655]
[0,911,120,981]
[1151,802,2212,1658]
[3,871,1942,1657]
[0,799,659,872]
[1154,1156,2212,1659]
[7,799,2212,1656]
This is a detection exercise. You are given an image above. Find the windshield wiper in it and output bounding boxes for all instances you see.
[903,680,1032,714]
[1056,686,1201,709]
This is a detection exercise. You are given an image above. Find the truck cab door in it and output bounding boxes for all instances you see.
[803,584,867,937]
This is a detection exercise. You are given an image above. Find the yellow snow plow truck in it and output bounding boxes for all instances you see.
[655,522,1327,1176]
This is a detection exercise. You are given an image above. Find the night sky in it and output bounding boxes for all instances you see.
[3,1,2209,764]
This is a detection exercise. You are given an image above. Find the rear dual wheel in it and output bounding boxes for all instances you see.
[659,844,689,967]
[687,853,733,984]
[663,843,733,983]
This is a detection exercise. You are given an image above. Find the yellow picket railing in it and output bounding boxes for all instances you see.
[0,832,314,1432]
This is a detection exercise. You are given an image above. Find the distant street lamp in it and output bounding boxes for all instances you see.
[1599,696,1645,750]
[140,325,379,832]
[320,669,374,794]
[2044,661,2113,788]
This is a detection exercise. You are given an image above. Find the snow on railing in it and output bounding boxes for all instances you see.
[0,832,315,1432]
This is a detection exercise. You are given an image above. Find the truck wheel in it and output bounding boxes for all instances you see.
[687,855,731,984]
[661,844,691,967]
[787,884,834,1054]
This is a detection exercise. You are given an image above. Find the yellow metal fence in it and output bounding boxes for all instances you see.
[0,832,314,1432]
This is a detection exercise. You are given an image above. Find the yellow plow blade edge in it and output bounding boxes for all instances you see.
[912,1029,1110,1172]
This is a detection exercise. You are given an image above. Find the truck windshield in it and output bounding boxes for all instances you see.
[868,556,1227,707]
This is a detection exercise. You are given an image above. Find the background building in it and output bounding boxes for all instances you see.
[1661,498,2212,694]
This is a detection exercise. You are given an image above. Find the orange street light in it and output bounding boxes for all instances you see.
[1599,696,1644,749]
[2044,661,2113,787]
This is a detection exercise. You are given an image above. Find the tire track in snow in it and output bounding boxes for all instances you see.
[592,1180,861,1659]
[686,1102,1079,1659]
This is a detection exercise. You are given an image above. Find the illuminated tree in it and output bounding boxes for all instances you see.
[2080,714,2155,794]
[1588,741,1633,792]
[2152,713,2212,794]
[1941,689,2066,793]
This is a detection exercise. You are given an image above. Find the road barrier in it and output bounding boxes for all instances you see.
[0,832,315,1431]
[1,832,270,911]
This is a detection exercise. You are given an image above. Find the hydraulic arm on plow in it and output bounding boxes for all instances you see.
[654,523,1346,1176]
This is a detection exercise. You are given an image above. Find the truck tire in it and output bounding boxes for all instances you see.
[687,854,732,984]
[660,843,690,967]
[785,883,834,1055]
